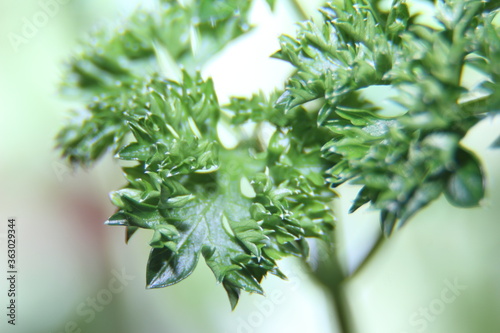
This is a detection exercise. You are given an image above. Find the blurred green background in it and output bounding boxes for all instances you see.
[1,1,500,333]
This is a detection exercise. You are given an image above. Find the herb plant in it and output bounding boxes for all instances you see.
[57,0,499,331]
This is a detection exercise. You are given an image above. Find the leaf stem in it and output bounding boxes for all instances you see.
[304,240,355,333]
[307,232,386,332]
[328,234,386,333]
[327,256,355,333]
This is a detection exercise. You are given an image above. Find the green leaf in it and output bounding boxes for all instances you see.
[117,143,152,161]
[58,0,499,312]
[349,186,376,213]
[147,246,200,288]
[275,0,495,232]
[445,149,485,207]
[147,179,253,289]
[223,282,241,310]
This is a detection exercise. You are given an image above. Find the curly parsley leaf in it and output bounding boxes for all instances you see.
[101,74,334,308]
[57,0,336,308]
[57,0,256,165]
[275,0,498,234]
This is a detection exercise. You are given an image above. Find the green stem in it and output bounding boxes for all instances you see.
[305,242,354,333]
[327,255,355,333]
[307,232,386,333]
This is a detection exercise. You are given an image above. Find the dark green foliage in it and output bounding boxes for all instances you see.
[57,0,256,165]
[57,0,334,308]
[57,0,499,308]
[275,0,499,235]
[102,73,334,308]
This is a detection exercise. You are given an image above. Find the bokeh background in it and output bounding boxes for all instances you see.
[1,0,500,333]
